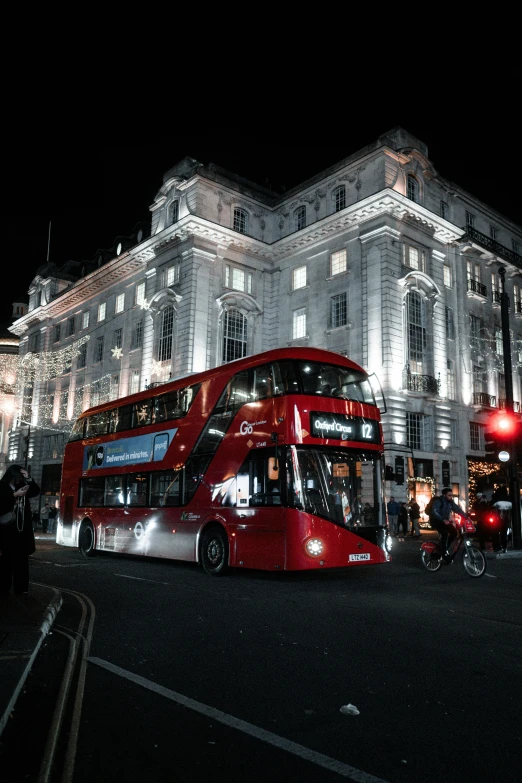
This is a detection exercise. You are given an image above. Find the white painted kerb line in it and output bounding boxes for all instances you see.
[88,657,389,783]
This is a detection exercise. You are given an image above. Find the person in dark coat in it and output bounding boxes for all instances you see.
[0,465,40,597]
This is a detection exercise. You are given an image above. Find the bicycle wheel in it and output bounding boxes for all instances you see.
[421,549,442,572]
[462,544,487,578]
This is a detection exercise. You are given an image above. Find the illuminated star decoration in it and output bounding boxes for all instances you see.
[111,346,123,360]
[137,404,150,422]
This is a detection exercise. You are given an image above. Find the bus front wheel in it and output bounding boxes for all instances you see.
[79,521,96,558]
[200,527,229,576]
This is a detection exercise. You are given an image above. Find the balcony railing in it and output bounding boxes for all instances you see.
[473,392,496,408]
[460,226,522,272]
[403,370,440,394]
[467,278,488,298]
[499,399,520,413]
[492,290,511,308]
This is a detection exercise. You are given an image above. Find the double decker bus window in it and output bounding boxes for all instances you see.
[236,448,283,507]
[218,369,251,412]
[150,471,181,507]
[86,410,111,438]
[154,383,201,423]
[79,476,105,507]
[273,360,300,395]
[114,404,134,433]
[251,363,273,400]
[127,473,149,506]
[104,475,127,506]
[133,401,153,427]
[69,418,86,442]
[297,361,375,404]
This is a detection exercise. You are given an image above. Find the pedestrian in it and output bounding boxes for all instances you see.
[48,504,58,534]
[492,486,511,552]
[40,502,50,534]
[472,493,490,551]
[386,496,400,537]
[0,465,41,598]
[397,502,409,540]
[409,498,421,537]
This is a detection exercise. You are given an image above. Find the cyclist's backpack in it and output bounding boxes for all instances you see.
[425,495,439,517]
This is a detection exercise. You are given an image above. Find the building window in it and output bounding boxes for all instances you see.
[130,370,140,395]
[294,205,306,231]
[157,306,174,362]
[443,265,452,288]
[91,380,101,407]
[98,302,106,322]
[490,226,498,241]
[406,291,427,374]
[467,260,481,284]
[131,320,143,350]
[53,324,61,343]
[466,211,475,228]
[440,201,448,219]
[292,307,306,340]
[447,360,456,400]
[28,333,40,352]
[165,263,180,287]
[95,336,104,363]
[513,239,520,255]
[82,311,90,329]
[469,314,484,341]
[225,264,252,293]
[77,343,87,369]
[514,284,521,314]
[495,326,503,356]
[113,328,123,349]
[170,200,179,224]
[292,266,307,290]
[135,282,146,306]
[330,248,347,276]
[470,422,484,451]
[110,374,120,400]
[450,419,458,447]
[115,293,125,313]
[403,243,426,272]
[445,307,455,340]
[473,364,486,395]
[333,186,346,213]
[233,208,248,234]
[223,309,247,363]
[67,316,75,337]
[331,293,347,328]
[407,175,419,202]
[59,389,69,421]
[406,412,432,450]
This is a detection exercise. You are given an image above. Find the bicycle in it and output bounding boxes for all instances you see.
[420,517,487,578]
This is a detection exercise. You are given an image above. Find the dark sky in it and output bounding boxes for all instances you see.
[4,122,520,333]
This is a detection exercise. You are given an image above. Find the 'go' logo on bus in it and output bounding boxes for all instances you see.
[240,421,254,435]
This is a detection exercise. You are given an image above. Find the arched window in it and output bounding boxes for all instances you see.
[294,205,306,231]
[406,291,426,374]
[407,175,419,203]
[223,308,247,363]
[333,186,346,213]
[170,200,179,224]
[233,208,248,234]
[157,305,174,362]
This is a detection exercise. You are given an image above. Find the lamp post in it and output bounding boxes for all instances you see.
[498,267,521,549]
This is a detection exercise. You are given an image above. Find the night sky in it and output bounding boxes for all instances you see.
[4,122,520,334]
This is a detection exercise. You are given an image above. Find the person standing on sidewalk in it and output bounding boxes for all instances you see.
[397,502,409,541]
[409,498,421,537]
[47,504,57,535]
[0,465,41,597]
[40,502,50,534]
[386,496,401,537]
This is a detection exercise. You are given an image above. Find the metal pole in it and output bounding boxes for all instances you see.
[498,267,521,549]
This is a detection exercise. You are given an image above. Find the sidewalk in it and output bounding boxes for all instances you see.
[0,584,62,737]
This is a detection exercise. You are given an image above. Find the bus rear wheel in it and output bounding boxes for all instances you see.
[200,527,228,576]
[79,521,96,558]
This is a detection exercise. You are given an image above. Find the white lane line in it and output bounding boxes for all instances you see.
[88,656,389,783]
[114,573,172,586]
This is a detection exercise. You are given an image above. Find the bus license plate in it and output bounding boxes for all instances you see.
[349,553,370,562]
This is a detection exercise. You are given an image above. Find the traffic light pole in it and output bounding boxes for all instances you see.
[499,267,521,549]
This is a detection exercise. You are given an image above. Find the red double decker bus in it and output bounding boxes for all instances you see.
[57,347,390,574]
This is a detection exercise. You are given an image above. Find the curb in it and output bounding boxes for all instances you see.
[0,588,63,737]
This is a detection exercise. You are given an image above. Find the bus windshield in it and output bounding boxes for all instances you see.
[287,446,383,529]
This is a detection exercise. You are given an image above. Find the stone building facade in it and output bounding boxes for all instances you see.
[7,127,522,513]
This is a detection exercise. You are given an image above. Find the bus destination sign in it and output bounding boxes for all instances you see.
[310,412,379,444]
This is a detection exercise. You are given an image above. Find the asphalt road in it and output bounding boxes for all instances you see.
[2,534,521,783]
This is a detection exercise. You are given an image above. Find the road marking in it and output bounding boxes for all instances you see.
[114,573,172,586]
[88,656,389,782]
[485,573,497,578]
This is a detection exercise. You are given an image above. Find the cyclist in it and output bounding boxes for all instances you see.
[429,487,472,562]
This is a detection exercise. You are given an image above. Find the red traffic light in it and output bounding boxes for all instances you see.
[488,411,518,436]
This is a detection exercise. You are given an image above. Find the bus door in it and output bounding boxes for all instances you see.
[227,447,286,570]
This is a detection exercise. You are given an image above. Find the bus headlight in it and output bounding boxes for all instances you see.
[305,538,324,556]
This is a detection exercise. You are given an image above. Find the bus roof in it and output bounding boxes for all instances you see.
[76,347,370,420]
